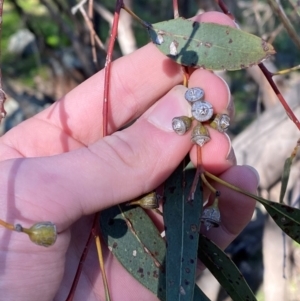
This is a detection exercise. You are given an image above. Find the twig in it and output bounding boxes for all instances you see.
[172,0,179,19]
[71,0,105,51]
[214,0,235,20]
[88,0,98,66]
[94,1,137,55]
[95,233,111,301]
[65,216,95,301]
[102,0,123,137]
[0,218,15,231]
[258,63,300,130]
[0,0,6,122]
[216,0,300,131]
[267,0,300,50]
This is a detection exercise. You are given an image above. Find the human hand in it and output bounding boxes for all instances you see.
[0,12,259,301]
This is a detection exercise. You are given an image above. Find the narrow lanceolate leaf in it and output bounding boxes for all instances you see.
[163,163,203,301]
[198,234,257,301]
[100,205,166,300]
[205,171,300,246]
[194,286,211,301]
[148,18,275,70]
[100,202,211,301]
[279,139,300,203]
[259,199,300,243]
[279,157,292,203]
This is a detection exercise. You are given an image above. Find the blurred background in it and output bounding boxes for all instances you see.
[2,1,300,300]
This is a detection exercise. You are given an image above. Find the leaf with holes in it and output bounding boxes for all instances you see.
[163,162,203,301]
[148,18,275,70]
[198,234,257,301]
[259,199,300,243]
[100,204,166,300]
[100,202,211,301]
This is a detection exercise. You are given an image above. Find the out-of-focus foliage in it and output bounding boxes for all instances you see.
[3,0,300,134]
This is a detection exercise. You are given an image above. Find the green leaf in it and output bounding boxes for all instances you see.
[279,140,300,203]
[163,163,203,301]
[279,157,292,203]
[100,205,166,300]
[194,285,211,301]
[148,18,275,70]
[205,170,300,245]
[198,234,257,301]
[258,199,300,243]
[100,203,211,301]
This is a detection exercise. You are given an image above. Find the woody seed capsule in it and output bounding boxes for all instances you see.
[172,116,192,135]
[185,87,205,103]
[191,123,211,147]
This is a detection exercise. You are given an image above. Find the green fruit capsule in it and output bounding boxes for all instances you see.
[26,222,57,247]
[127,192,159,209]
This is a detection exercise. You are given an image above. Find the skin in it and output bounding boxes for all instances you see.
[0,12,258,301]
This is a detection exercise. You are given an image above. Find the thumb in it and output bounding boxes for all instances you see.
[1,85,191,231]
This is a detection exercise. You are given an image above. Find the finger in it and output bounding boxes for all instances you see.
[187,11,237,174]
[43,12,237,142]
[186,68,234,174]
[0,12,236,158]
[201,165,259,249]
[1,85,192,230]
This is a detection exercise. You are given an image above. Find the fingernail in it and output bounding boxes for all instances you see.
[225,134,237,165]
[226,96,235,118]
[214,73,231,109]
[146,85,191,132]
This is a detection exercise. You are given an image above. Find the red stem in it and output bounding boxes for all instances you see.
[258,63,300,130]
[172,0,179,18]
[214,0,235,20]
[0,0,6,122]
[189,146,203,201]
[102,0,123,137]
[216,0,300,131]
[66,2,124,299]
[65,215,97,301]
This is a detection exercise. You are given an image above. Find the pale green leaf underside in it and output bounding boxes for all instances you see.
[100,205,166,300]
[148,18,275,71]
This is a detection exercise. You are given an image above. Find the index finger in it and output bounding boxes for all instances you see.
[0,12,236,157]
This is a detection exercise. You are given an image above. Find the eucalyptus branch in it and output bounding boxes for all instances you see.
[214,0,235,20]
[267,0,300,50]
[71,0,105,52]
[0,0,6,122]
[172,0,179,19]
[216,0,300,131]
[88,0,98,66]
[102,0,123,137]
[258,63,300,130]
[65,216,95,301]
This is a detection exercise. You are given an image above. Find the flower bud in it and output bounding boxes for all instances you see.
[26,222,57,247]
[201,197,221,231]
[127,192,159,209]
[172,116,192,135]
[191,123,211,147]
